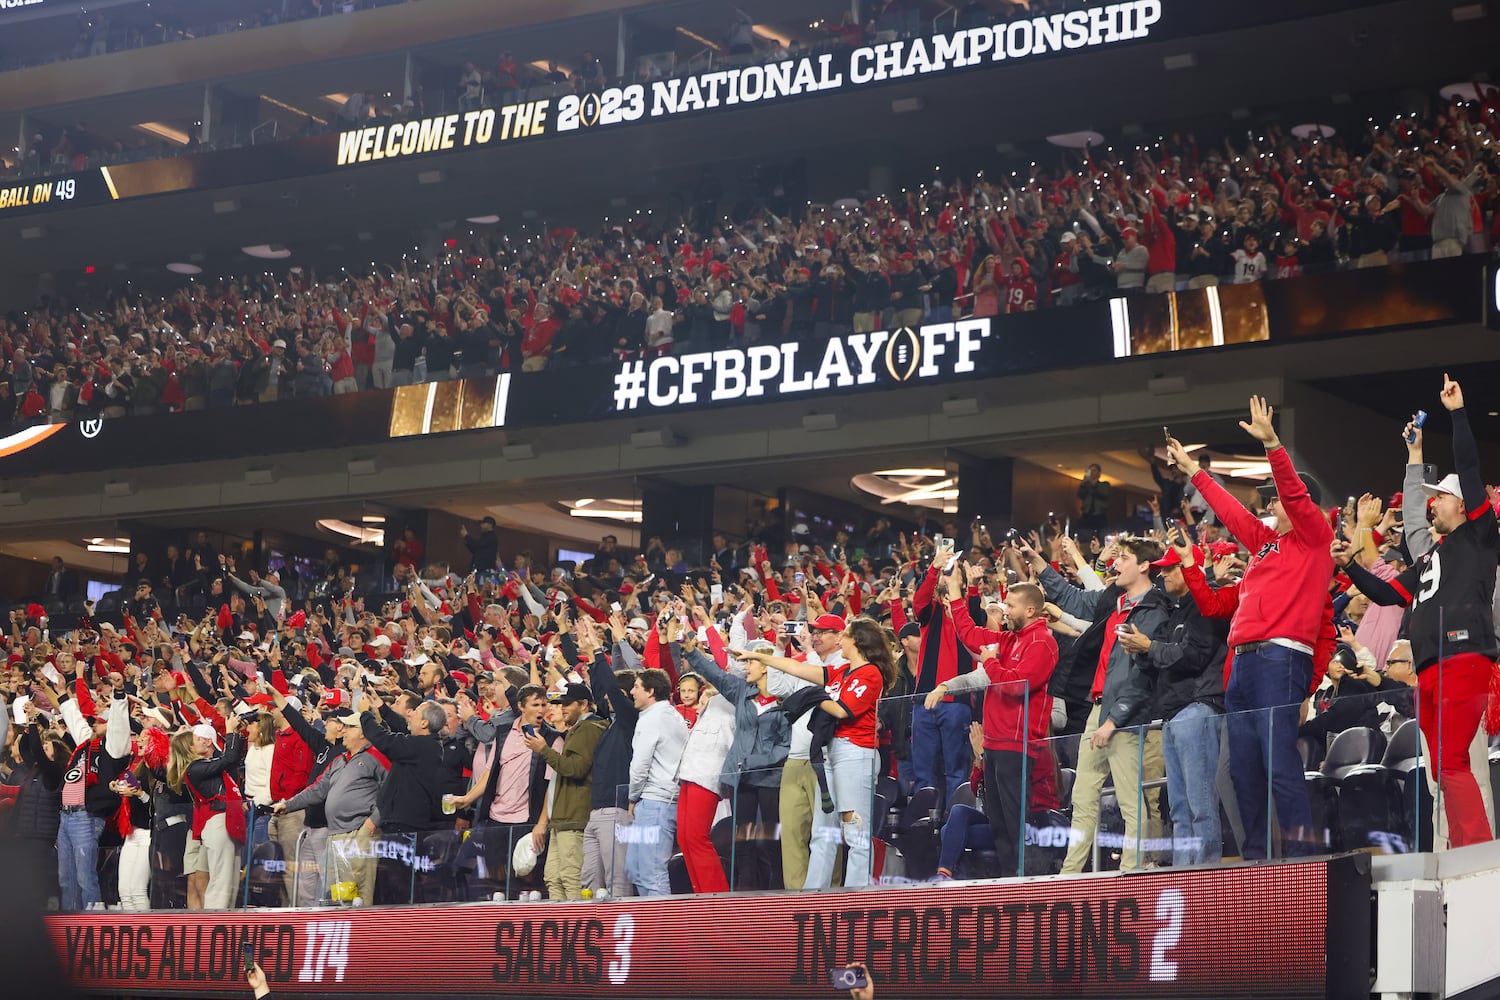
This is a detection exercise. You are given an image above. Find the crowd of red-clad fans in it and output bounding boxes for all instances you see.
[1,374,1496,911]
[0,87,1496,426]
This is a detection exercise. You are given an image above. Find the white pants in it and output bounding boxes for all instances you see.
[201,814,240,910]
[118,828,151,911]
[371,362,394,389]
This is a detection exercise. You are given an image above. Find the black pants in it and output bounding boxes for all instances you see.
[730,783,783,890]
[983,750,1028,877]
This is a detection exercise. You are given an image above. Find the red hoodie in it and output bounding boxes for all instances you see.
[1189,447,1334,652]
[947,608,1058,753]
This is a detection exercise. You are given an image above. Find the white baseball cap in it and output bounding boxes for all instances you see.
[1421,473,1463,499]
[191,723,218,741]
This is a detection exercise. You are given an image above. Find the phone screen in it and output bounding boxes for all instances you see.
[522,724,537,738]
[242,942,256,973]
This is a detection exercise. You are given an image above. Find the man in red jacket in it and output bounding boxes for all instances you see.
[1167,395,1334,858]
[268,698,316,905]
[930,575,1057,877]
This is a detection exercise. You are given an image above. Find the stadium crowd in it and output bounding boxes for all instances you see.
[0,373,1495,910]
[2,82,1494,426]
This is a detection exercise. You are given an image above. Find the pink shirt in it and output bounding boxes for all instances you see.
[490,724,533,823]
[1355,558,1403,670]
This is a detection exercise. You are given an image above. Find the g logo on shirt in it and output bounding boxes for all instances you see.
[64,766,83,783]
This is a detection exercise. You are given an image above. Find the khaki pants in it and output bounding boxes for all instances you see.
[327,826,378,904]
[270,810,307,906]
[1063,705,1157,874]
[851,312,877,335]
[779,759,818,890]
[1145,272,1176,294]
[1356,251,1388,269]
[1142,728,1166,862]
[544,829,585,900]
[891,307,923,329]
[1186,274,1219,289]
[1431,238,1464,260]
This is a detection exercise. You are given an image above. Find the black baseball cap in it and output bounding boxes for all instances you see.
[551,682,593,705]
[1255,473,1322,507]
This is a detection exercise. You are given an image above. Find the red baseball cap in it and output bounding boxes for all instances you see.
[809,614,846,633]
[1207,541,1241,560]
[1150,545,1203,570]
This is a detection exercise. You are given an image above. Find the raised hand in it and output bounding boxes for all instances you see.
[1440,372,1464,411]
[1164,437,1200,477]
[1237,395,1281,449]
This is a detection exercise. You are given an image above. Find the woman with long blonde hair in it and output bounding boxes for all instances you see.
[167,717,247,909]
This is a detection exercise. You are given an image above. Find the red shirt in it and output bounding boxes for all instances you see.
[270,725,314,801]
[827,661,883,749]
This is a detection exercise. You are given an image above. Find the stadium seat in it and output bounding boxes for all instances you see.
[1056,768,1076,812]
[666,853,693,895]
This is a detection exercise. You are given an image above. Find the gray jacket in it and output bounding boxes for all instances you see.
[1040,566,1171,729]
[680,646,790,790]
[227,572,287,620]
[285,748,387,834]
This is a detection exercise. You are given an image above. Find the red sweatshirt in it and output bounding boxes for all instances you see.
[947,607,1058,753]
[1180,562,1336,694]
[1189,447,1334,651]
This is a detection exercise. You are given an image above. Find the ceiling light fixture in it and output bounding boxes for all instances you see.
[852,469,959,514]
[316,519,385,545]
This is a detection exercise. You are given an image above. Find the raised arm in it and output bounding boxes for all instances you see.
[1441,376,1489,516]
[1167,430,1274,551]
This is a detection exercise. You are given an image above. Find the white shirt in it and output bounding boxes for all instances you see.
[767,649,846,761]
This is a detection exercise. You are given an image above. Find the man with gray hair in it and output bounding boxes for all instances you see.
[357,691,446,833]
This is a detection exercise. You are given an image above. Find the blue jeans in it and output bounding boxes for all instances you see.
[1162,702,1224,865]
[57,811,105,911]
[1225,644,1313,859]
[827,738,878,888]
[938,804,992,873]
[911,700,972,807]
[626,799,677,896]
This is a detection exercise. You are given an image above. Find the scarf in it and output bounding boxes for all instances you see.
[112,728,169,839]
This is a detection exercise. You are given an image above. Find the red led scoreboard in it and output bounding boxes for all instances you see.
[48,855,1370,999]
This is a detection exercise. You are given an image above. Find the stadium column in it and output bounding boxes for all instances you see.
[403,51,416,106]
[1277,381,1396,507]
[953,454,1015,530]
[639,485,715,566]
[200,83,216,145]
[17,114,29,160]
[616,14,628,80]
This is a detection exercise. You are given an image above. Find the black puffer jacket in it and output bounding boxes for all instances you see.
[10,728,62,841]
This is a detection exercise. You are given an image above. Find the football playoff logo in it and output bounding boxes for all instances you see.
[884,327,921,382]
